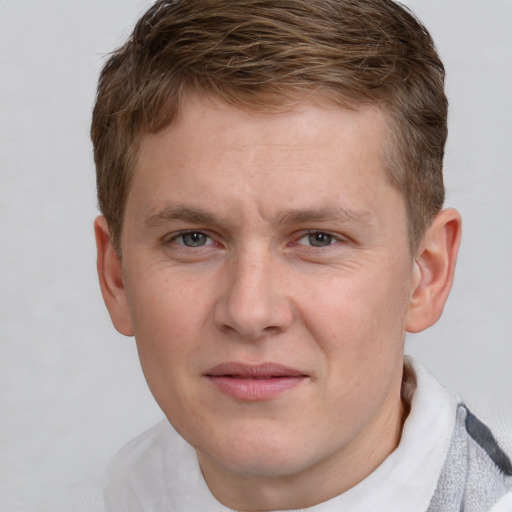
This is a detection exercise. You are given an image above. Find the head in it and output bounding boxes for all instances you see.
[93,1,461,509]
[92,0,447,255]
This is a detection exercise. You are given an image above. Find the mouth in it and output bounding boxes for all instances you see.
[205,362,308,401]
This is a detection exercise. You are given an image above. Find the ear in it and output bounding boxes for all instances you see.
[94,216,134,336]
[405,208,462,333]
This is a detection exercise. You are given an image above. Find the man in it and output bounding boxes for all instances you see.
[91,0,512,510]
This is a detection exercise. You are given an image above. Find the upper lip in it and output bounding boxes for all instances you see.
[205,362,306,379]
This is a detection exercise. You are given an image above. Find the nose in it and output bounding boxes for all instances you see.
[213,247,294,341]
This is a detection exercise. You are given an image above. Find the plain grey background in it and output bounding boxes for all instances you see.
[1,1,511,510]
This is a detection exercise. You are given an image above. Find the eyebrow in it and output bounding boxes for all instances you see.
[143,204,374,229]
[144,205,232,229]
[277,206,374,227]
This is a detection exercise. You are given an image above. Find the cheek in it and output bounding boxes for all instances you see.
[126,281,209,429]
[299,265,411,360]
[124,271,210,382]
[126,265,208,334]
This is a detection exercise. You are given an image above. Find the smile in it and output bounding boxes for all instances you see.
[205,362,308,401]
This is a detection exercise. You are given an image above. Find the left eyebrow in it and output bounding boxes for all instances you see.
[276,206,375,227]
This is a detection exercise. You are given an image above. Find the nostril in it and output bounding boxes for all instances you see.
[213,300,292,341]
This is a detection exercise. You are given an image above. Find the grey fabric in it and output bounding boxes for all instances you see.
[464,407,512,477]
[428,405,511,512]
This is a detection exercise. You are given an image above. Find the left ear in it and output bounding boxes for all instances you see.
[405,208,462,333]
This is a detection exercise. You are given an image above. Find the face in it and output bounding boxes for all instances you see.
[109,95,420,499]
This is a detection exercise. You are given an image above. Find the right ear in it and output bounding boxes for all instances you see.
[94,216,134,336]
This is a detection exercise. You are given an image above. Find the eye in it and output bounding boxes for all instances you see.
[173,231,213,247]
[297,231,337,247]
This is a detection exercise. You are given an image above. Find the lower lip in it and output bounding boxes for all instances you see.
[207,376,306,401]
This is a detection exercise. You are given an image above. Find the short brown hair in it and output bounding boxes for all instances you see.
[91,0,447,254]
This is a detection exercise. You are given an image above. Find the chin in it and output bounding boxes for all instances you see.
[197,428,327,479]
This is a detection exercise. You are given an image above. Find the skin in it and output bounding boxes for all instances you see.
[96,95,461,511]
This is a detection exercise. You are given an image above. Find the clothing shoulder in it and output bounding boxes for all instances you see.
[103,420,175,511]
[103,419,227,512]
[428,403,512,512]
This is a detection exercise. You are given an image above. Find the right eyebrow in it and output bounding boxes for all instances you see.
[143,204,232,229]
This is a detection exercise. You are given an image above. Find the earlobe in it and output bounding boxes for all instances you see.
[94,216,134,336]
[405,208,462,333]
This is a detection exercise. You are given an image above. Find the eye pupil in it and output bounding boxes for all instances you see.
[182,232,207,247]
[308,232,333,247]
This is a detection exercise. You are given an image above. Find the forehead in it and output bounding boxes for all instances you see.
[135,94,390,180]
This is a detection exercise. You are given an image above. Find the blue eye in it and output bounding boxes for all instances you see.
[308,232,333,247]
[297,232,336,247]
[175,231,211,247]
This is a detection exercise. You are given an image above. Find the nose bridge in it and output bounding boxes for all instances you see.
[215,242,292,339]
